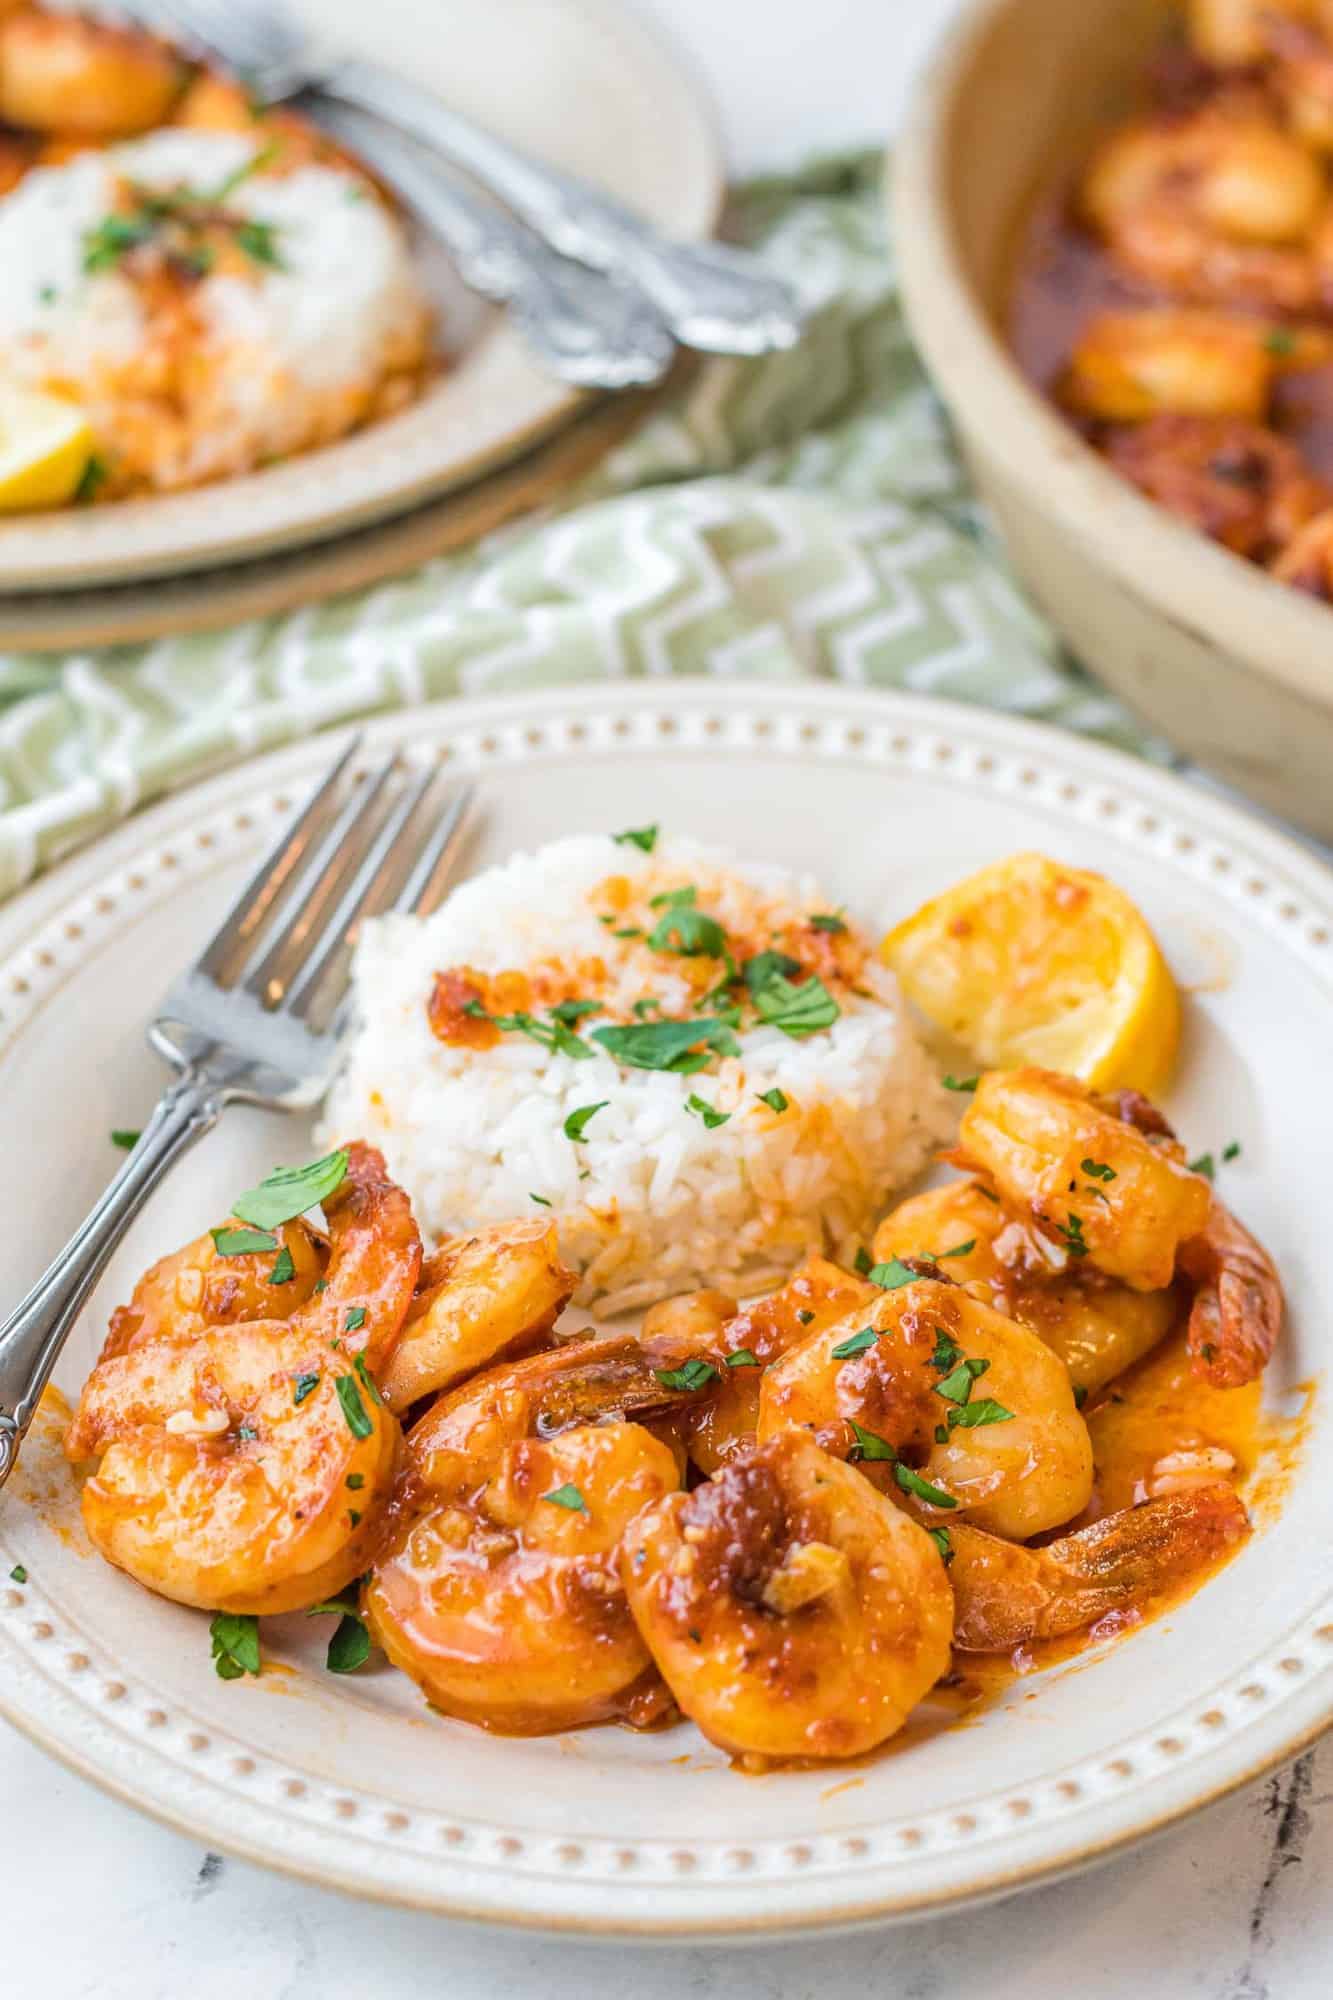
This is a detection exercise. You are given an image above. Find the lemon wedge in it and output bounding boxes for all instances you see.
[881,851,1181,1097]
[0,383,95,512]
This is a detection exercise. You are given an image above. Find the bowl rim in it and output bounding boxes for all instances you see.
[891,0,1333,719]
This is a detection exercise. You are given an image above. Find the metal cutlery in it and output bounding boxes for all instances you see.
[0,740,474,1490]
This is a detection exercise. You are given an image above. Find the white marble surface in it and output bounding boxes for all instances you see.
[5,2,1330,1994]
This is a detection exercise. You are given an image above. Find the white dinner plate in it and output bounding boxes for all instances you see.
[0,682,1329,1936]
[0,0,722,592]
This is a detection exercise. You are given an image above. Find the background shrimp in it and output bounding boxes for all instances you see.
[0,10,185,138]
[620,1430,954,1763]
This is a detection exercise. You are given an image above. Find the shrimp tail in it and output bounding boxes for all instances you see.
[1179,1199,1284,1387]
[950,1483,1250,1652]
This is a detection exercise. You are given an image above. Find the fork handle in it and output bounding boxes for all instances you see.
[0,1072,225,1491]
[315,60,803,357]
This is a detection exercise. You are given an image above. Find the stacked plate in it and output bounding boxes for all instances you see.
[0,0,723,649]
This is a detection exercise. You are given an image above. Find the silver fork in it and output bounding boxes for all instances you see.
[132,0,804,357]
[0,738,474,1490]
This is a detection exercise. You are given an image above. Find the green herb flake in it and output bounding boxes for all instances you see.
[867,1257,919,1290]
[210,1225,279,1257]
[313,1278,329,1294]
[1223,1140,1242,1162]
[591,1017,739,1073]
[933,1356,989,1405]
[686,1093,730,1130]
[235,218,285,268]
[894,1464,958,1509]
[1080,1159,1117,1182]
[849,1421,896,1462]
[344,1306,367,1333]
[543,1483,588,1512]
[110,1128,141,1151]
[930,1329,962,1372]
[725,1348,760,1369]
[82,211,155,272]
[334,1374,372,1440]
[934,1424,950,1444]
[942,1074,979,1093]
[348,1510,362,1529]
[853,1247,874,1277]
[293,1372,320,1407]
[237,1424,257,1443]
[928,1527,954,1565]
[946,1397,1014,1430]
[938,1239,976,1260]
[809,912,847,934]
[233,1149,349,1230]
[346,1473,365,1490]
[796,1309,815,1325]
[654,1358,719,1392]
[74,453,108,505]
[632,997,661,1020]
[756,1088,789,1113]
[1057,1213,1090,1257]
[210,1610,260,1681]
[9,1563,27,1584]
[326,1614,370,1673]
[530,1192,552,1207]
[648,901,727,958]
[549,1000,601,1027]
[563,1100,608,1142]
[1265,326,1298,355]
[354,1353,382,1407]
[831,1326,877,1359]
[748,964,840,1038]
[267,1245,296,1286]
[613,824,659,853]
[1189,1153,1216,1181]
[1073,1383,1089,1410]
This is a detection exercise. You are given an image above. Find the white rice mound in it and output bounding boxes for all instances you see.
[320,835,954,1313]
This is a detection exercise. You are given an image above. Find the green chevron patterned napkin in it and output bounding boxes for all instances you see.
[0,153,1159,899]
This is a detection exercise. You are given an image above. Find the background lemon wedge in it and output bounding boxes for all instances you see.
[0,384,95,512]
[881,851,1181,1097]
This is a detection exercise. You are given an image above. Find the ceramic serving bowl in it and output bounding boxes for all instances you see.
[893,0,1333,845]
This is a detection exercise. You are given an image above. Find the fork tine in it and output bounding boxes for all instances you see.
[194,733,361,982]
[239,755,400,1005]
[281,763,441,1018]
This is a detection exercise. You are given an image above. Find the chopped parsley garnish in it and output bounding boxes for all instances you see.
[1080,1159,1116,1182]
[9,1563,27,1584]
[946,1397,1014,1429]
[928,1527,954,1565]
[235,219,285,268]
[346,1473,365,1490]
[563,1101,608,1141]
[313,1278,329,1294]
[975,1184,1000,1203]
[1265,327,1297,355]
[934,1356,990,1405]
[748,963,839,1037]
[1189,1153,1216,1181]
[466,1002,594,1061]
[756,1088,789,1113]
[654,1358,719,1392]
[590,1017,739,1073]
[348,1511,361,1528]
[233,1150,349,1230]
[937,1239,976,1259]
[211,1225,279,1257]
[613,927,642,939]
[293,1372,320,1407]
[849,1421,896,1462]
[74,453,108,505]
[866,1257,918,1290]
[853,1248,873,1276]
[550,999,601,1027]
[210,1611,260,1681]
[530,1192,552,1206]
[831,1326,877,1359]
[894,1464,957,1509]
[543,1483,588,1512]
[83,212,155,272]
[942,1074,978,1093]
[1223,1140,1242,1162]
[237,1424,257,1443]
[344,1307,367,1333]
[613,824,658,853]
[648,897,727,957]
[796,1309,815,1325]
[354,1353,382,1407]
[110,1128,140,1151]
[809,912,847,934]
[685,1093,730,1129]
[306,1588,372,1674]
[743,949,800,991]
[1073,1383,1088,1410]
[267,1245,296,1286]
[1057,1212,1089,1257]
[930,1329,962,1372]
[725,1349,759,1368]
[632,997,661,1019]
[934,1424,950,1444]
[334,1374,372,1439]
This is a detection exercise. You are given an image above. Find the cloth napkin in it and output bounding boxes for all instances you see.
[0,153,1160,899]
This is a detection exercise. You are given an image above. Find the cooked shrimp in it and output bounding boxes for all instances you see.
[1271,502,1333,594]
[0,10,185,138]
[292,1141,421,1366]
[873,1180,1178,1394]
[620,1430,954,1762]
[1178,1197,1284,1386]
[1105,413,1333,557]
[64,1320,400,1615]
[366,1336,686,1733]
[958,1068,1213,1292]
[1061,310,1288,422]
[100,1218,327,1361]
[948,1483,1250,1651]
[642,1256,877,1476]
[1081,110,1325,310]
[379,1219,574,1414]
[759,1275,1093,1538]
